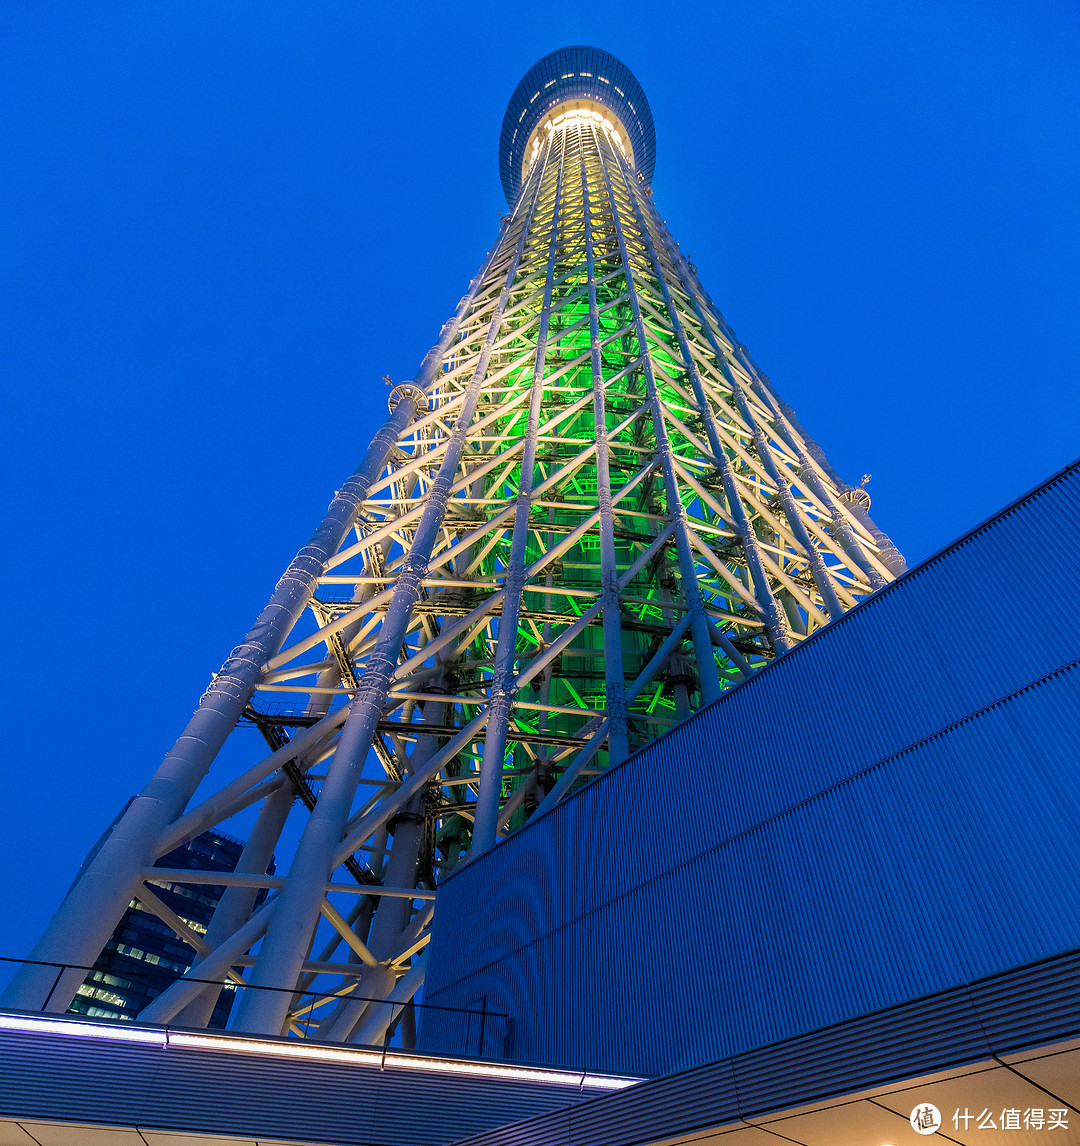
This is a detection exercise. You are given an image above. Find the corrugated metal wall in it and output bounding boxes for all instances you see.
[0,1023,619,1145]
[421,462,1080,1077]
[454,948,1080,1146]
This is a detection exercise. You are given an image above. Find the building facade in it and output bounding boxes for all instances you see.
[422,459,1080,1077]
[68,829,256,1028]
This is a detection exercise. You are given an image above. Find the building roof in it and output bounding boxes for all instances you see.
[499,46,656,204]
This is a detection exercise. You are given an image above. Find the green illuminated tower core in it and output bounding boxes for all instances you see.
[6,46,903,1046]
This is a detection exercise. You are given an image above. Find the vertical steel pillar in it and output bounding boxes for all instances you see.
[590,123,725,699]
[472,129,566,856]
[232,158,549,1036]
[605,142,794,655]
[581,124,633,761]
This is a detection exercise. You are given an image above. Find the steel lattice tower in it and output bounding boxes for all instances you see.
[6,46,904,1044]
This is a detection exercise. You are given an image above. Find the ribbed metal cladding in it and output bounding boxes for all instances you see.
[422,461,1080,1076]
[453,947,1080,1146]
[0,1024,617,1145]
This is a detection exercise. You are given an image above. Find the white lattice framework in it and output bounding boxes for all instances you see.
[6,58,903,1048]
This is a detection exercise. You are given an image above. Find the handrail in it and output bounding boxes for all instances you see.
[0,954,506,1053]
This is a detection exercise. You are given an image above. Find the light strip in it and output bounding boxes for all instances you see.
[0,1013,165,1045]
[0,1012,642,1090]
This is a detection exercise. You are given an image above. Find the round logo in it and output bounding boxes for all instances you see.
[910,1104,942,1135]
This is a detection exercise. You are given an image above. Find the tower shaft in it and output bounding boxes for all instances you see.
[7,56,902,1046]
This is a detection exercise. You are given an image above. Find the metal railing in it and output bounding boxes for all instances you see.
[0,955,507,1058]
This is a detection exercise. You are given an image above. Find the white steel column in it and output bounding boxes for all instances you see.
[471,128,566,856]
[232,158,550,1036]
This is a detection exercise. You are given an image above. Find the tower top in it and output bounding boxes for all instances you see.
[499,46,656,204]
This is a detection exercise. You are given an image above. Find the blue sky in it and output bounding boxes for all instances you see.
[2,1,1078,964]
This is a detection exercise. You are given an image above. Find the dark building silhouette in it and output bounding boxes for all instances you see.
[68,829,258,1028]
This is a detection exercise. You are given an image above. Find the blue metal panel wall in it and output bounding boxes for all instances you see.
[0,1019,621,1145]
[422,462,1080,1076]
[455,949,1080,1146]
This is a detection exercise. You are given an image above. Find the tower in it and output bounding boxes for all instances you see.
[5,46,903,1045]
